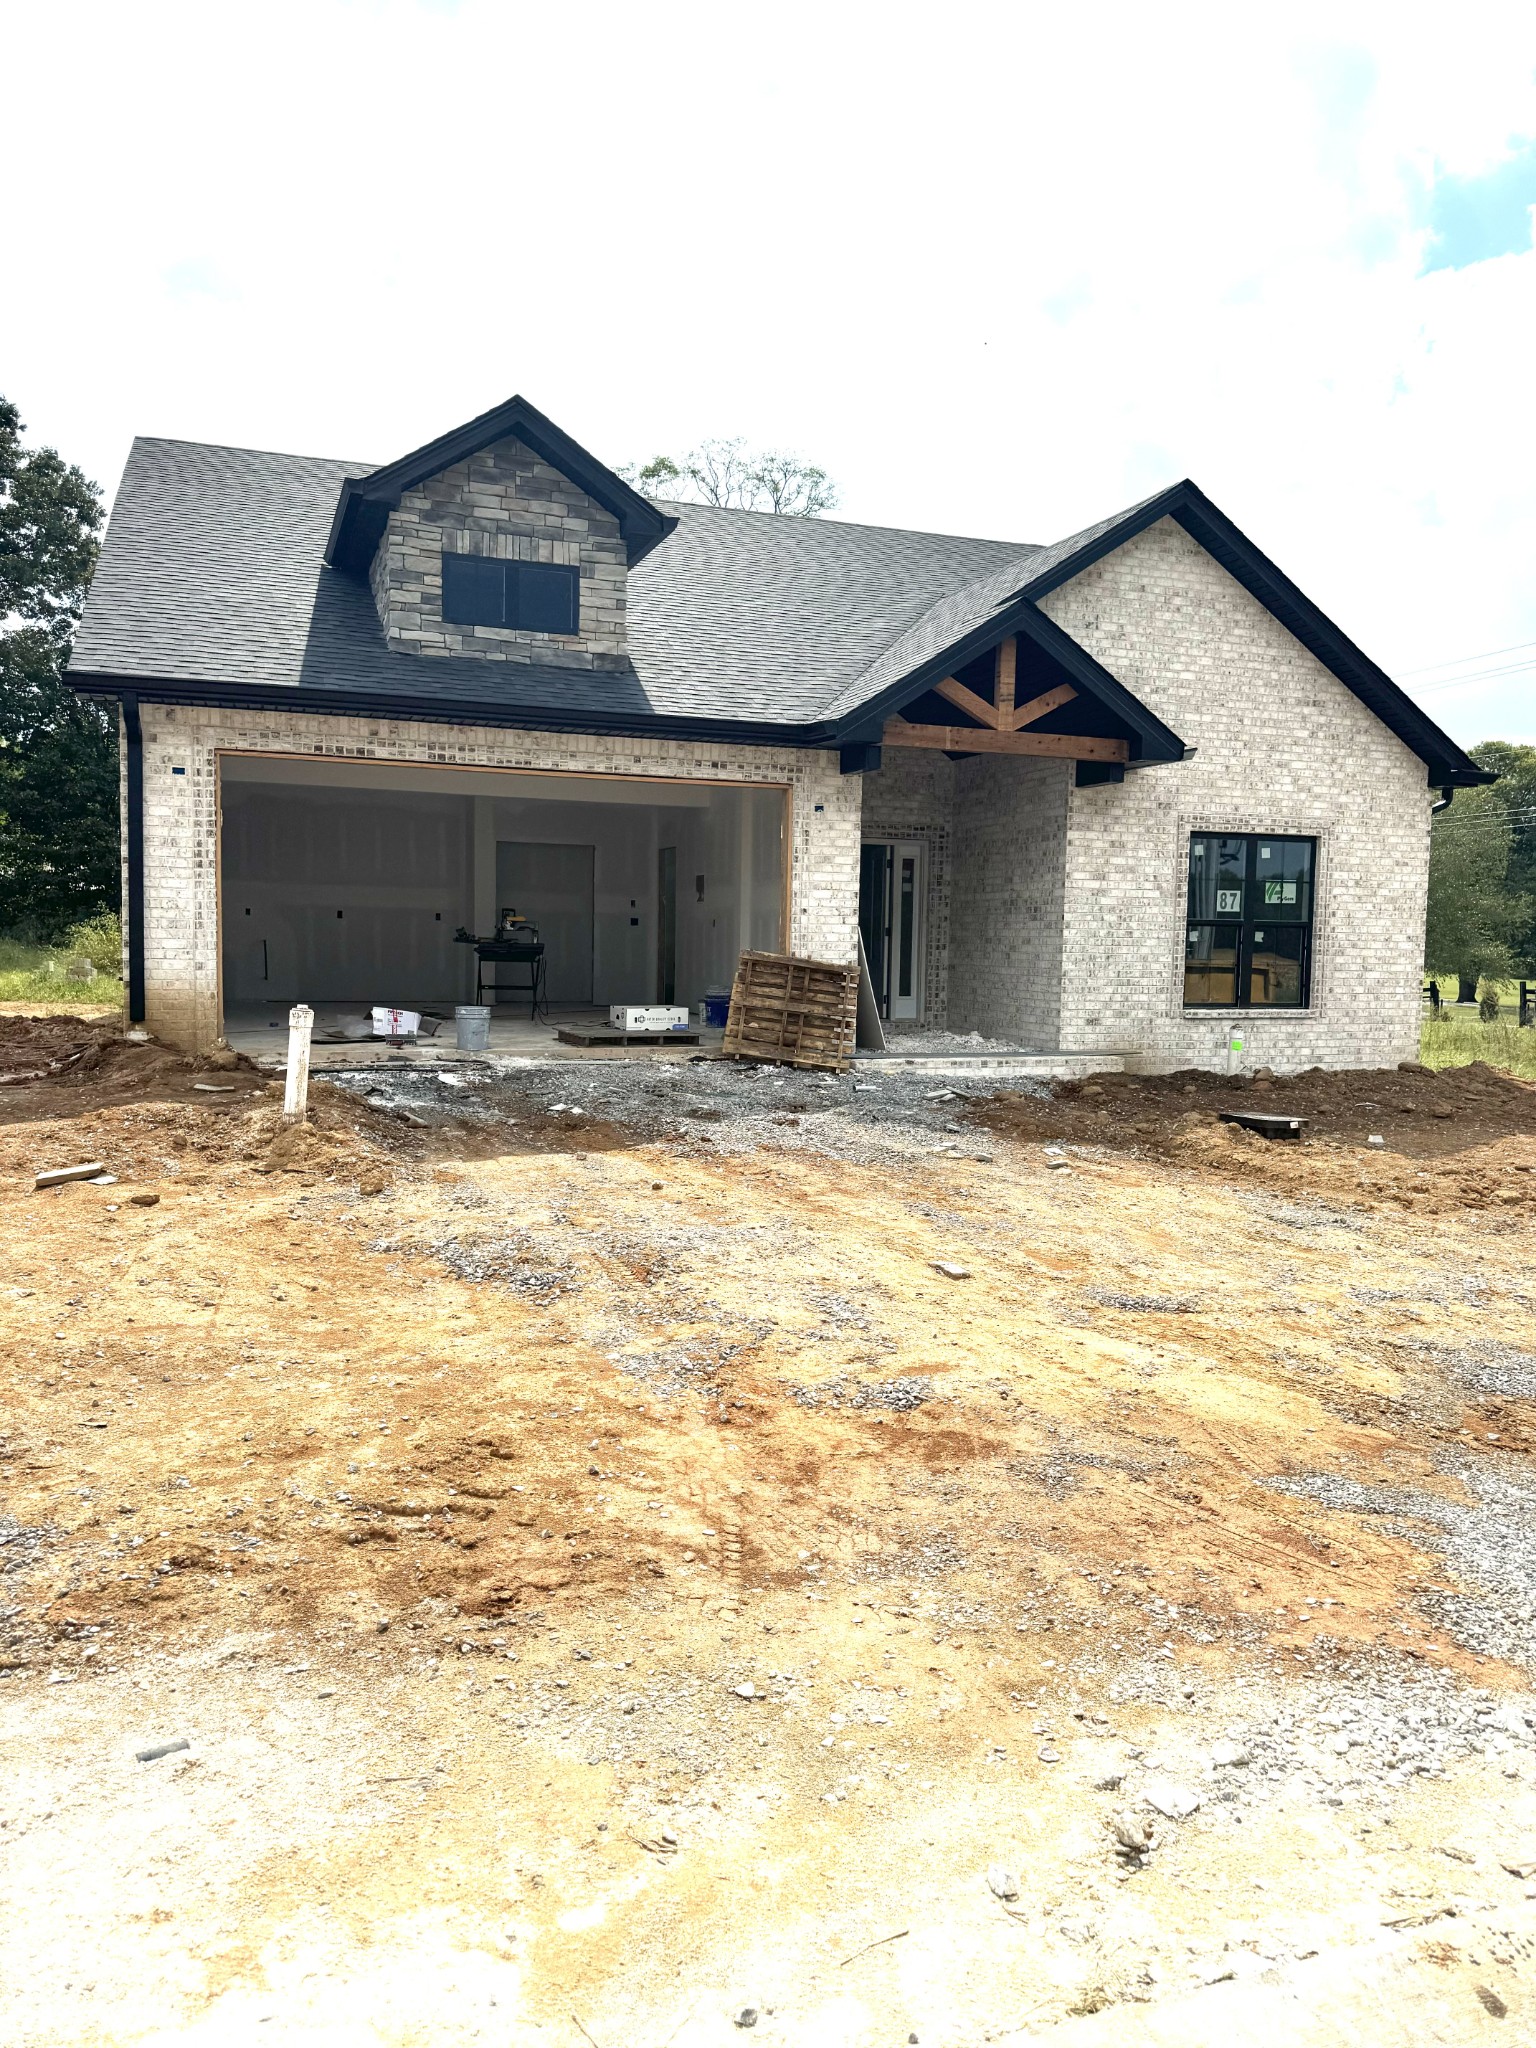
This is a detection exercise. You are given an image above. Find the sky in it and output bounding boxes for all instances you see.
[5,1,1535,744]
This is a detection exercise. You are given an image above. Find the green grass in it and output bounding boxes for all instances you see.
[1420,1009,1536,1079]
[0,918,123,1005]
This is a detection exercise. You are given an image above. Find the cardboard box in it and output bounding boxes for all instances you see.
[609,1005,691,1032]
[371,1006,421,1038]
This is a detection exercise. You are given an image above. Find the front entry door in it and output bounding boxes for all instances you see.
[858,841,922,1019]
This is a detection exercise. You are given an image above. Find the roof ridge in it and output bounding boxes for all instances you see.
[126,433,379,470]
[652,496,1043,552]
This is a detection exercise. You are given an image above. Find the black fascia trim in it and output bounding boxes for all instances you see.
[827,597,1187,764]
[325,394,677,575]
[1018,479,1493,790]
[65,671,851,753]
[122,693,146,1023]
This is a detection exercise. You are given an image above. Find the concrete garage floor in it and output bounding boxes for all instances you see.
[222,1002,1127,1080]
[221,1001,728,1068]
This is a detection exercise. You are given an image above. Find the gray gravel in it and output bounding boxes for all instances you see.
[1267,1451,1536,1677]
[337,1056,1045,1168]
[1405,1339,1536,1403]
[792,1374,937,1412]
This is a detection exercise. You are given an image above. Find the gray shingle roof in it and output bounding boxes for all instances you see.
[66,433,1487,785]
[69,435,1039,732]
[820,491,1174,720]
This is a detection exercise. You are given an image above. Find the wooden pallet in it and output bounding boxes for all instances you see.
[721,950,859,1072]
[556,1027,701,1048]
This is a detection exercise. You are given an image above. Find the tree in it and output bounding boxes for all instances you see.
[620,438,837,516]
[0,396,115,939]
[1469,739,1536,975]
[1424,780,1529,1001]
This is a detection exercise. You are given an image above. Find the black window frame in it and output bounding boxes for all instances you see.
[1183,832,1316,1011]
[440,551,581,637]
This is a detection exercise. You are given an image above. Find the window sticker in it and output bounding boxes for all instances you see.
[1216,888,1242,913]
[1259,844,1273,859]
[1264,880,1299,905]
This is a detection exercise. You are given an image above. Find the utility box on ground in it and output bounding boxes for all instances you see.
[609,1005,691,1033]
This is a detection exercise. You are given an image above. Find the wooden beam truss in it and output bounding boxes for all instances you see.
[894,635,1123,759]
[931,638,1080,733]
[882,717,1128,762]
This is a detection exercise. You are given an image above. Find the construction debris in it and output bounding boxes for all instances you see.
[1217,1109,1304,1139]
[34,1161,105,1190]
[135,1738,190,1763]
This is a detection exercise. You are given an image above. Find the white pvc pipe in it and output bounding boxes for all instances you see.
[283,1003,314,1119]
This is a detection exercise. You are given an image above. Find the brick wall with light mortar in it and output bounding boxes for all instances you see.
[1039,517,1433,1073]
[946,755,1070,1045]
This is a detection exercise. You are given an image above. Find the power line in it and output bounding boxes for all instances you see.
[1432,801,1536,824]
[1432,816,1536,837]
[1413,657,1536,697]
[1403,637,1536,677]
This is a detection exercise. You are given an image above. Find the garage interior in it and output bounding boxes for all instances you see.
[218,754,787,1058]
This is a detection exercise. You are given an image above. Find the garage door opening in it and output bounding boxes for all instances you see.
[218,754,787,1054]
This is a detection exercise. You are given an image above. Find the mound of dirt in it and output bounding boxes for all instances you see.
[252,1099,392,1191]
[0,1013,249,1096]
[0,1012,125,1084]
[975,1059,1536,1212]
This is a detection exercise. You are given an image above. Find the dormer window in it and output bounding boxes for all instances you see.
[441,552,580,636]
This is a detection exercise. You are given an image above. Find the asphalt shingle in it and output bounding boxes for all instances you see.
[69,436,1039,729]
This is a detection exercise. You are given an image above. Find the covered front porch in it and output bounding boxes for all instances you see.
[854,626,1174,1052]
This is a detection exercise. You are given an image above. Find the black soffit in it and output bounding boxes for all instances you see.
[325,393,677,576]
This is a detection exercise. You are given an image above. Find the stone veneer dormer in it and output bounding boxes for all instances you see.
[367,434,629,670]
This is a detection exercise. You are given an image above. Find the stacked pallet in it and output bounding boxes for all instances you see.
[721,950,859,1073]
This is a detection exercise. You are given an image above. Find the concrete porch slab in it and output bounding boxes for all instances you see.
[851,1050,1128,1079]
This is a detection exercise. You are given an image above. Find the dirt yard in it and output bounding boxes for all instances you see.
[4,1018,1536,2045]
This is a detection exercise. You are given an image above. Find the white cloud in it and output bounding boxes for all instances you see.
[4,0,1534,741]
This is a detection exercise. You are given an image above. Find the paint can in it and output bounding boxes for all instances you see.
[455,1005,491,1053]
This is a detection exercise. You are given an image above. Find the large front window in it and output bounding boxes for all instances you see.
[1184,833,1315,1008]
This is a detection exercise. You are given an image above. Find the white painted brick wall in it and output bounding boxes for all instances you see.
[1040,517,1434,1072]
[134,705,860,1049]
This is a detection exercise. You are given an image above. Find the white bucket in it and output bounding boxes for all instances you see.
[455,1005,491,1053]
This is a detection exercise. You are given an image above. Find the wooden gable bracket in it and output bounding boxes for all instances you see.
[932,638,1080,733]
[893,638,1124,760]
